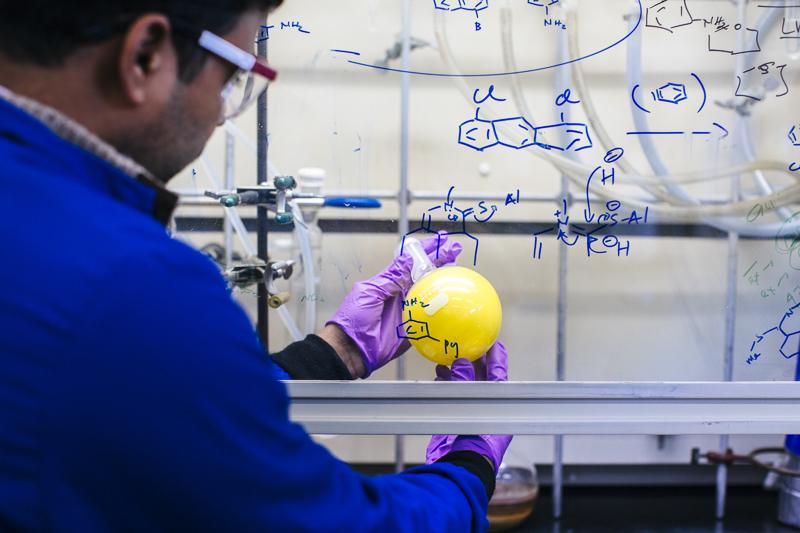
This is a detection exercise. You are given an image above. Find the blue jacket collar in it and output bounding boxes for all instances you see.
[0,91,178,225]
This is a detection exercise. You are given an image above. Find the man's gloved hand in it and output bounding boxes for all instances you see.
[426,342,512,471]
[327,233,462,378]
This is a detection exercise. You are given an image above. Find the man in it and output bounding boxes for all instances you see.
[0,1,511,531]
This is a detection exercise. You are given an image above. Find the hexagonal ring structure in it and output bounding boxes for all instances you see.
[654,82,688,104]
[434,0,489,12]
[493,116,536,150]
[459,118,499,151]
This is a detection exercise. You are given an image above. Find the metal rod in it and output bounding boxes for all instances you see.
[553,32,572,519]
[553,178,567,519]
[256,19,270,348]
[717,0,745,519]
[395,0,412,474]
[553,435,564,519]
[176,189,712,206]
[715,442,729,521]
[716,172,740,520]
[224,132,235,268]
[174,216,746,241]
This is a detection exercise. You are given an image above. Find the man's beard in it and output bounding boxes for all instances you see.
[112,86,212,183]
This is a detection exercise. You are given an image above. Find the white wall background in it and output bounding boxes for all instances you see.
[171,0,800,468]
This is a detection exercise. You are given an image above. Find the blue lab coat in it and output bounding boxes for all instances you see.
[0,97,491,532]
[787,356,800,456]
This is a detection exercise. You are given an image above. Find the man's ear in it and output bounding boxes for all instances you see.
[117,14,176,106]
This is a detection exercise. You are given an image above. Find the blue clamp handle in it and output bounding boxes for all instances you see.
[324,197,382,209]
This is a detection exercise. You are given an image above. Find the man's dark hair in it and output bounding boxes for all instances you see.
[0,0,283,81]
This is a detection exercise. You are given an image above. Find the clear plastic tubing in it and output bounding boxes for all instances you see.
[292,201,317,335]
[200,155,304,342]
[224,121,317,336]
[404,237,436,283]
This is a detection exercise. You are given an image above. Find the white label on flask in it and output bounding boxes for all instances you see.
[423,293,449,316]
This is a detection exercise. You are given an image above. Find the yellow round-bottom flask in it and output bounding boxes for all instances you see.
[402,266,502,365]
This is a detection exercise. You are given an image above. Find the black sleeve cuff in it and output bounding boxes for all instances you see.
[436,450,496,500]
[270,334,354,380]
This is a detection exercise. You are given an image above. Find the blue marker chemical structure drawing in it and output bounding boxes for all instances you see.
[631,73,726,138]
[789,125,799,147]
[434,0,489,15]
[532,122,593,152]
[528,0,566,30]
[532,147,650,261]
[791,125,800,173]
[630,73,730,139]
[653,82,688,104]
[256,20,310,42]
[433,0,564,32]
[330,1,641,77]
[536,88,593,152]
[459,85,510,151]
[528,0,559,13]
[402,185,522,266]
[626,124,728,138]
[632,72,707,114]
[629,76,729,138]
[434,0,489,31]
[746,303,800,365]
[459,86,593,153]
[459,113,503,151]
[531,199,646,260]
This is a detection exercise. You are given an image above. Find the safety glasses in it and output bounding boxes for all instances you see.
[197,30,278,122]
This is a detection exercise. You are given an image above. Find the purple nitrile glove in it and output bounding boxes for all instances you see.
[327,233,462,377]
[426,342,512,471]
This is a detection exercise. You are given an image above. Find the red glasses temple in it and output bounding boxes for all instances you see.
[252,60,278,82]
